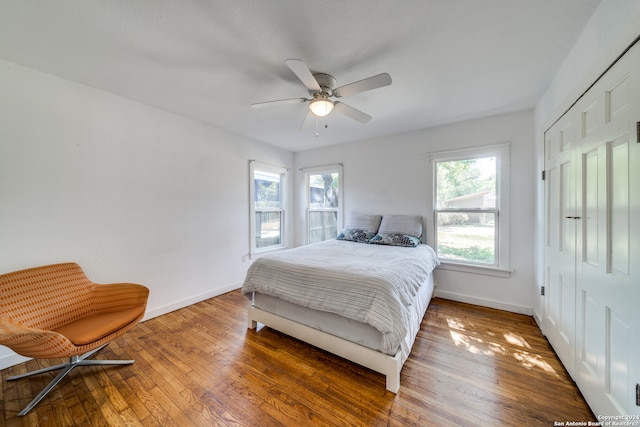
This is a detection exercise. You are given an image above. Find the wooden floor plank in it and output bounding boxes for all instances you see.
[2,293,595,426]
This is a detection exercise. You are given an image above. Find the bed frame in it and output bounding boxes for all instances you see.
[247,306,403,393]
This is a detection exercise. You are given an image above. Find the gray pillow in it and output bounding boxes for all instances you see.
[378,215,422,238]
[343,213,382,234]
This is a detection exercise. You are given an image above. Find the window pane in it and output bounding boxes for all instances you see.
[436,157,496,209]
[308,210,338,244]
[436,212,496,264]
[254,171,281,209]
[255,211,281,248]
[309,173,339,209]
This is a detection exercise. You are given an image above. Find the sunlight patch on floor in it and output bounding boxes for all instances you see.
[513,350,559,376]
[449,330,507,356]
[503,332,531,349]
[446,318,466,330]
[447,317,560,377]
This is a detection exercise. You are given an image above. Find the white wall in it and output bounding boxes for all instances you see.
[532,1,640,325]
[294,109,536,315]
[0,59,294,369]
[5,1,638,371]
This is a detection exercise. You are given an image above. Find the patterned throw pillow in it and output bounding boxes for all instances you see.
[369,233,420,247]
[336,229,376,243]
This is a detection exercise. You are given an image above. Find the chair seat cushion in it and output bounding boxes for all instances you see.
[53,307,145,346]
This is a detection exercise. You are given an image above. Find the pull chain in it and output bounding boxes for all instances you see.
[314,115,328,138]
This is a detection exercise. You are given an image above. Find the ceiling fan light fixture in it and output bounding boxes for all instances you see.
[309,95,334,117]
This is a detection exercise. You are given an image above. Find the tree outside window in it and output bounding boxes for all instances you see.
[305,167,342,244]
[254,171,283,249]
[435,156,498,265]
[250,162,287,253]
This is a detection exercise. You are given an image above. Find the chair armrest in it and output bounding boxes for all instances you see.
[91,283,149,313]
[0,317,75,359]
[0,316,37,337]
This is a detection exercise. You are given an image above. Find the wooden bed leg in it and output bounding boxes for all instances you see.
[247,307,258,329]
[386,373,400,394]
[384,355,402,393]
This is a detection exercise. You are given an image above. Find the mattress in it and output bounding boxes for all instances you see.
[250,272,434,357]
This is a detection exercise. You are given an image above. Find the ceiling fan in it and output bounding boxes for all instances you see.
[252,59,392,129]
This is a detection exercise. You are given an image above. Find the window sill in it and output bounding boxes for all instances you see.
[436,261,512,278]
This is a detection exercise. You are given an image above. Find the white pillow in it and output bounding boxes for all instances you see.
[378,215,423,238]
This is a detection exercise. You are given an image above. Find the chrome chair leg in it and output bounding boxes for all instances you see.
[7,343,135,416]
[7,361,70,380]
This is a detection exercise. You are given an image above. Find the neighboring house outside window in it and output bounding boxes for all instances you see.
[250,161,287,253]
[303,164,343,244]
[430,143,511,276]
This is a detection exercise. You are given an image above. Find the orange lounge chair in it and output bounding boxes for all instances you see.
[0,262,149,416]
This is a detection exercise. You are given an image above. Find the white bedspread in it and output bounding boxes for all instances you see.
[241,239,439,354]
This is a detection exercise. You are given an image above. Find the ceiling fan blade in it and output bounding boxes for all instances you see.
[333,102,372,123]
[251,98,308,109]
[301,109,316,130]
[285,59,321,92]
[334,73,392,98]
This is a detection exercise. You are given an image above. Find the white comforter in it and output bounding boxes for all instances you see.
[241,239,439,354]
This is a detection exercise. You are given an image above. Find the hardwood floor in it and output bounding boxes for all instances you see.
[1,291,595,426]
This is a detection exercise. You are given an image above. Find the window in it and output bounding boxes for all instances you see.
[431,143,510,274]
[250,161,287,253]
[304,165,342,244]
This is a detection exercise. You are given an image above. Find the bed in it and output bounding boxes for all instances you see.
[241,214,439,393]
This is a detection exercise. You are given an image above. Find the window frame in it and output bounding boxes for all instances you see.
[249,161,288,255]
[303,164,343,245]
[429,143,512,277]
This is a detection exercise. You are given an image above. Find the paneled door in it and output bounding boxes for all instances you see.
[544,112,578,379]
[573,42,640,416]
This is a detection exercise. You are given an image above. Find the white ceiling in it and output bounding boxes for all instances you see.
[0,1,601,152]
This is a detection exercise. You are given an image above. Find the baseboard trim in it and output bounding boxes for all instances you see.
[434,289,532,316]
[3,285,533,370]
[532,308,544,333]
[0,353,30,371]
[142,282,242,321]
[0,282,243,371]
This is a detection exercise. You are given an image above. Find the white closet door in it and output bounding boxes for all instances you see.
[574,42,640,416]
[630,41,640,418]
[544,112,578,378]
